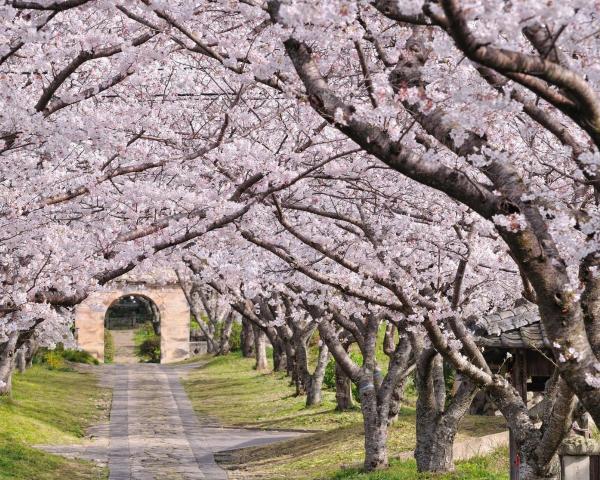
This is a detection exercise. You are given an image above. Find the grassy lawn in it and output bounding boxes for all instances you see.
[328,448,509,480]
[184,353,509,480]
[0,365,110,480]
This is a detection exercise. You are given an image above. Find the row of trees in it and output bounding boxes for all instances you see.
[1,1,600,478]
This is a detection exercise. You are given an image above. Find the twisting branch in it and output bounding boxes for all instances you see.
[440,0,600,148]
[35,30,156,114]
[10,0,90,11]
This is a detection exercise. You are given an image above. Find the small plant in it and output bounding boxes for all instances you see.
[62,349,99,365]
[32,344,99,368]
[43,350,67,370]
[104,329,115,364]
[135,323,161,362]
[138,337,161,363]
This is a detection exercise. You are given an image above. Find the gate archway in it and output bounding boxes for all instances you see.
[74,279,190,364]
[105,294,161,332]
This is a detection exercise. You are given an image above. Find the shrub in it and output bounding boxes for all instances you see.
[32,344,99,369]
[61,349,99,365]
[228,321,243,352]
[138,337,161,363]
[43,350,67,370]
[134,322,161,362]
[324,359,336,390]
[104,329,115,364]
[190,314,201,330]
[135,322,155,340]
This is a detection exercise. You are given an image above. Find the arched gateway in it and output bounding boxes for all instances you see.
[74,270,190,364]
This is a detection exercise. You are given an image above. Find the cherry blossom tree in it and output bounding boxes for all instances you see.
[2,2,600,478]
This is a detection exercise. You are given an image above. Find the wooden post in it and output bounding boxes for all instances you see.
[509,349,528,480]
[591,454,600,480]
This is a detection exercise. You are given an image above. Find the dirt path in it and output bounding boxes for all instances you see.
[111,330,137,365]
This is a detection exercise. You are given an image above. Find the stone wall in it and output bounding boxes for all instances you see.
[74,285,190,364]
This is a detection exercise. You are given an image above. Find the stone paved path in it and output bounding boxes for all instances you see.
[38,363,303,480]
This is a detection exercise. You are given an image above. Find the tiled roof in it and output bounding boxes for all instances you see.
[467,302,549,349]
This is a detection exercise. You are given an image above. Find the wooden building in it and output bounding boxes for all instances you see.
[467,301,600,479]
[467,301,555,480]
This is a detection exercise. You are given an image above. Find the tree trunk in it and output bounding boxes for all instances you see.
[25,340,37,368]
[288,354,299,388]
[360,386,388,471]
[414,353,476,472]
[241,318,254,358]
[272,341,287,372]
[217,312,234,355]
[432,355,446,412]
[305,343,329,406]
[0,332,19,396]
[283,341,296,380]
[148,300,161,336]
[415,419,456,472]
[387,375,409,423]
[306,377,321,406]
[293,338,308,396]
[469,390,497,416]
[335,361,354,410]
[264,327,286,372]
[253,325,268,371]
[205,336,217,354]
[518,463,560,480]
[15,347,26,374]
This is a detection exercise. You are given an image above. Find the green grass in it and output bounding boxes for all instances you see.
[133,322,155,346]
[0,365,110,479]
[185,352,360,430]
[104,329,114,364]
[329,448,509,480]
[185,353,508,479]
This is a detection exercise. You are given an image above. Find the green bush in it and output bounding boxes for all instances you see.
[229,321,242,352]
[138,337,161,363]
[190,314,201,330]
[43,350,67,370]
[104,329,115,364]
[61,349,99,365]
[324,358,336,390]
[134,323,161,363]
[32,344,99,369]
[135,322,156,340]
[403,373,416,400]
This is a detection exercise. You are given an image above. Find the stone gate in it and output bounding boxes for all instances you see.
[74,271,190,364]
